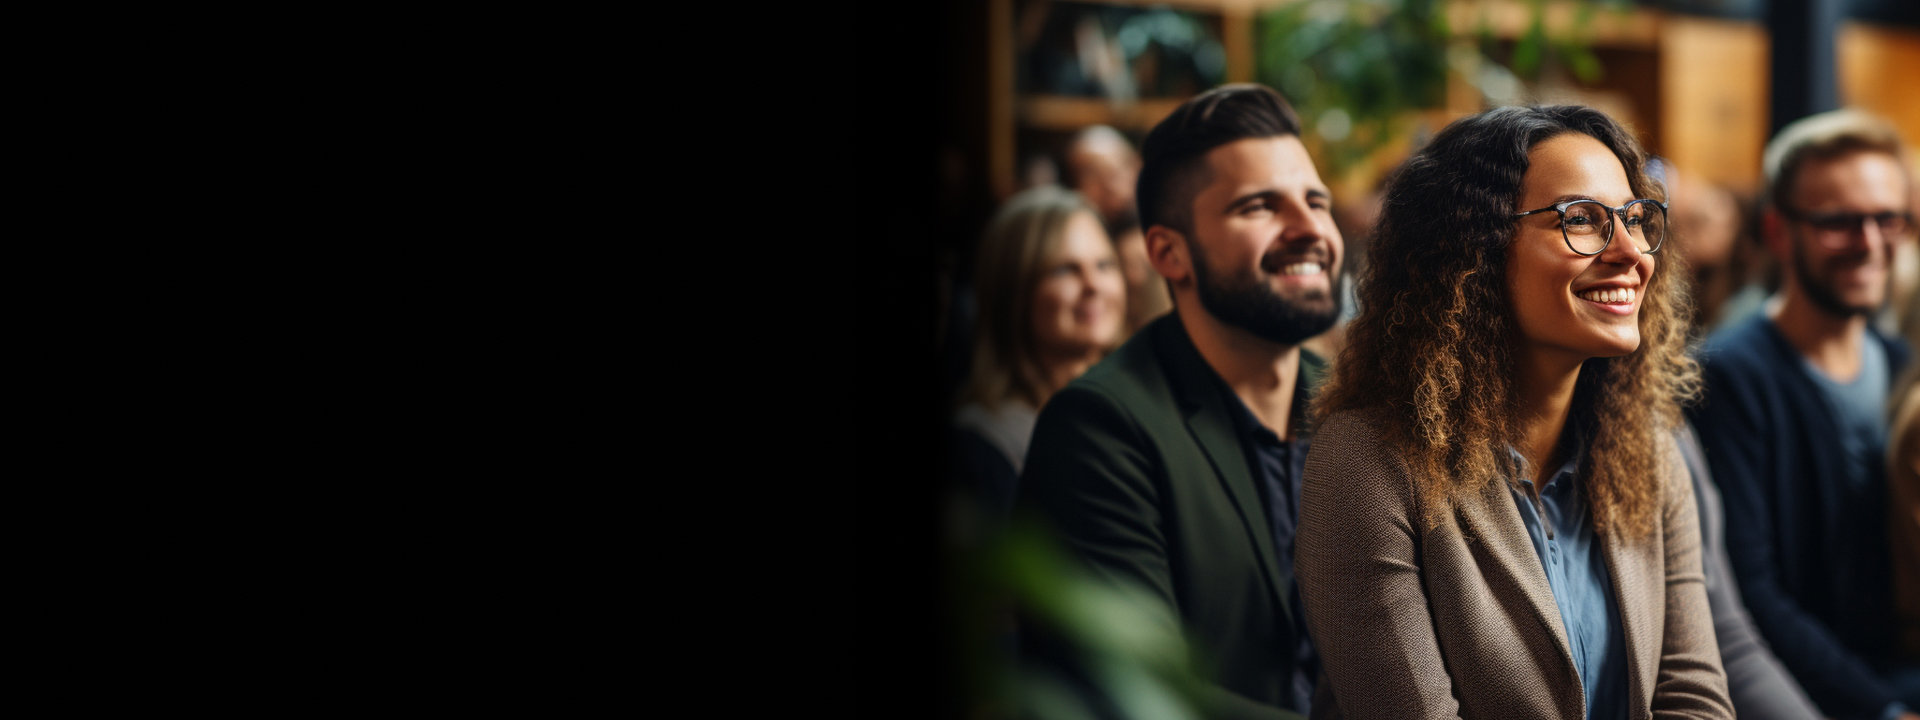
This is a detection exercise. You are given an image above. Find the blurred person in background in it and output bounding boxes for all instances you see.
[952,186,1126,518]
[1064,124,1142,232]
[1108,212,1174,335]
[1065,125,1173,335]
[1892,286,1920,676]
[1300,184,1381,364]
[1651,155,1825,720]
[1689,108,1920,720]
[1674,416,1825,720]
[1299,105,1730,718]
[1659,160,1758,335]
[1019,84,1341,719]
[1704,189,1778,336]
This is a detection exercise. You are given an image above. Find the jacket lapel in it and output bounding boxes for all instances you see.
[1152,316,1294,628]
[1456,478,1581,704]
[1602,493,1663,720]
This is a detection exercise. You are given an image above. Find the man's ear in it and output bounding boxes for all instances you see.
[1145,225,1192,285]
[1761,207,1789,263]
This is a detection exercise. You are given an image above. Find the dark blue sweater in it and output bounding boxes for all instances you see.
[1688,314,1910,720]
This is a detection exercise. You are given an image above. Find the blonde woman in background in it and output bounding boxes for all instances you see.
[951,186,1126,516]
[1891,284,1920,665]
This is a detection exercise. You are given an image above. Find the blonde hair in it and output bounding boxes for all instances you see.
[964,186,1107,410]
[1764,109,1912,211]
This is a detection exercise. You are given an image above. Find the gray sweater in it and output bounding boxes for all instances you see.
[1677,421,1823,720]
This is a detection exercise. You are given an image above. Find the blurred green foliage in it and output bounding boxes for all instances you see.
[1257,0,1626,177]
[1259,0,1452,174]
[950,505,1217,720]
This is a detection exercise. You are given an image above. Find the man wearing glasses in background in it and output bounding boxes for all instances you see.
[1690,109,1920,720]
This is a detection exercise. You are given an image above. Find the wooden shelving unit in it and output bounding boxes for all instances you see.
[990,0,1285,199]
[975,0,1920,202]
[1017,95,1188,133]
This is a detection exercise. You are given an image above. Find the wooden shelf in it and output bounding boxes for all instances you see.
[1447,0,1663,49]
[1018,95,1189,132]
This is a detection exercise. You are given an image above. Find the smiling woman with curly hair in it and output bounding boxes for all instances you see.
[1295,105,1731,719]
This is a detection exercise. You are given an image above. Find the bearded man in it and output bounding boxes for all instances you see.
[1016,84,1340,720]
[1689,109,1920,720]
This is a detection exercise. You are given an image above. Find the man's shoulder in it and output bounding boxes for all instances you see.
[1700,313,1774,361]
[1698,313,1789,381]
[1058,317,1182,411]
[1869,324,1912,371]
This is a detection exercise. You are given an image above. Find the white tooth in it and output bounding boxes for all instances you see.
[1624,288,1634,303]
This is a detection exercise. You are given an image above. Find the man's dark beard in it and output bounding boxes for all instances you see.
[1190,239,1341,346]
[1789,228,1877,318]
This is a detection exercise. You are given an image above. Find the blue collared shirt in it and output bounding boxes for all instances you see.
[1508,447,1628,720]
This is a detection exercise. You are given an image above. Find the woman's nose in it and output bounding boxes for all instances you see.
[1600,215,1648,263]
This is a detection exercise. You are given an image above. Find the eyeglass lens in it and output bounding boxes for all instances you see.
[1561,200,1664,255]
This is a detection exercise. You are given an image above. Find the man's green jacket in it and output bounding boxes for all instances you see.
[1018,312,1323,720]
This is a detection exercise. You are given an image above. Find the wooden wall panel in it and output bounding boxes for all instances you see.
[1839,22,1920,152]
[1659,15,1770,194]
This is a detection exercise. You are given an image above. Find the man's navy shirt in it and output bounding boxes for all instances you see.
[1217,371,1320,712]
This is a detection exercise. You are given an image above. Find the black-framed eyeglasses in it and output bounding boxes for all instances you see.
[1514,199,1668,256]
[1778,206,1915,249]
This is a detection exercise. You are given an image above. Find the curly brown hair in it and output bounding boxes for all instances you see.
[1313,105,1700,539]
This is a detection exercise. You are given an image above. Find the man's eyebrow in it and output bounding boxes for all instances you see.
[1225,188,1335,210]
[1226,189,1279,210]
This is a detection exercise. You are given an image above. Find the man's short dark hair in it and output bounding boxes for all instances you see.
[1136,84,1304,236]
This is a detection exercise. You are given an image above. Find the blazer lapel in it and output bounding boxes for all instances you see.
[1602,512,1661,720]
[1152,316,1294,628]
[1456,479,1581,701]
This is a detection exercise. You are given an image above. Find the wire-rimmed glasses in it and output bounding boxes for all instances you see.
[1513,199,1668,256]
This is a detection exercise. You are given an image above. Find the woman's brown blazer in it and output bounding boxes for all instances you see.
[1297,409,1733,719]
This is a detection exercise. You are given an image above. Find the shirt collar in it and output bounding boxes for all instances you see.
[1219,379,1284,444]
[1506,433,1586,491]
[1207,359,1315,443]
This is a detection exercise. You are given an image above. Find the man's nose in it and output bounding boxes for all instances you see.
[1830,218,1885,254]
[1278,202,1328,244]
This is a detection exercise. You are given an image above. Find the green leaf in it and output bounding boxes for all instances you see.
[1565,44,1602,83]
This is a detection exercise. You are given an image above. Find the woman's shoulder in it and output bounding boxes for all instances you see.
[1314,406,1397,449]
[954,400,1039,468]
[1307,407,1415,491]
[1303,407,1426,530]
